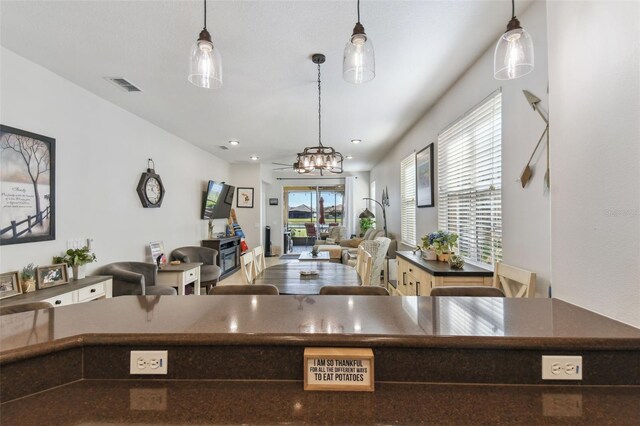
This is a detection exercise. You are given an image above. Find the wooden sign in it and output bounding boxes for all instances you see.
[304,348,374,392]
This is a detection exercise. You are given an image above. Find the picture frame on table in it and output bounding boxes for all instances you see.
[36,264,68,290]
[149,241,167,268]
[0,271,22,300]
[0,125,56,246]
[237,187,254,208]
[416,143,435,208]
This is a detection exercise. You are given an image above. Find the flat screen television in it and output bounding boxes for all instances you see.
[201,181,234,219]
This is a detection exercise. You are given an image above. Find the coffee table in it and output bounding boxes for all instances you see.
[298,251,330,261]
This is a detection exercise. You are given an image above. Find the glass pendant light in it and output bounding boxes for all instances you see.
[189,0,222,89]
[343,0,375,84]
[494,0,534,80]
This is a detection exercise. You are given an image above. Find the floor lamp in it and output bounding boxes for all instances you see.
[363,193,389,237]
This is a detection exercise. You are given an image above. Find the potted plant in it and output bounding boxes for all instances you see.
[417,237,437,261]
[422,231,459,262]
[53,246,97,280]
[20,263,37,292]
[359,217,375,237]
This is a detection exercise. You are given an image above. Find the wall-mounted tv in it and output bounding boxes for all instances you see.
[201,181,235,219]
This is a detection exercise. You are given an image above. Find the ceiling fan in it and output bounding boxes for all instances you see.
[272,162,299,172]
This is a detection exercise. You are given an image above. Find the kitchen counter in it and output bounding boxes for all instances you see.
[1,295,639,404]
[2,379,639,425]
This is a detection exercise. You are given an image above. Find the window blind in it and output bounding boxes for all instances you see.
[400,152,417,246]
[437,90,502,267]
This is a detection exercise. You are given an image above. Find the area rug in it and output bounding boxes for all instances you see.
[279,253,301,260]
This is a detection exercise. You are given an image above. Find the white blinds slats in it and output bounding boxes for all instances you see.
[437,91,502,267]
[400,153,416,246]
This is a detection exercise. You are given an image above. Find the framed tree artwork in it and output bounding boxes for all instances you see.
[0,125,56,245]
[236,187,254,208]
[416,143,435,208]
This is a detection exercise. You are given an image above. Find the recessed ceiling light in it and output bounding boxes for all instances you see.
[250,155,259,161]
[228,140,240,146]
[346,155,353,160]
[351,139,361,144]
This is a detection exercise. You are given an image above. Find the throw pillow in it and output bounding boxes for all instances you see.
[346,238,363,248]
[326,238,336,244]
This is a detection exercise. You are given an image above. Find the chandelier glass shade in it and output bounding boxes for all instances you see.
[188,0,223,89]
[493,0,534,80]
[343,0,375,84]
[295,54,344,175]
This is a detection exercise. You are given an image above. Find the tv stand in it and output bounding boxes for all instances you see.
[202,236,241,281]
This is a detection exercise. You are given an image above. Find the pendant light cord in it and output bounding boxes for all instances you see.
[317,63,323,147]
[357,0,361,23]
[511,0,515,18]
[204,0,207,29]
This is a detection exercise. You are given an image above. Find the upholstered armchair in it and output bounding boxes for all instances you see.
[340,229,397,264]
[170,246,221,295]
[95,262,177,296]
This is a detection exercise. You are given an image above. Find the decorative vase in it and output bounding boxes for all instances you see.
[437,252,451,262]
[21,278,36,293]
[421,250,437,261]
[71,265,86,280]
[448,254,465,269]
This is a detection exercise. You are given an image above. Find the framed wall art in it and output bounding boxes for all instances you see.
[36,264,68,290]
[237,187,254,208]
[416,143,435,208]
[0,271,22,300]
[0,125,56,245]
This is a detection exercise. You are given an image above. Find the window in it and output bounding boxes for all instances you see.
[437,90,502,267]
[400,153,416,246]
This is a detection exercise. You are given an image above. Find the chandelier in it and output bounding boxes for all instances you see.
[295,54,344,174]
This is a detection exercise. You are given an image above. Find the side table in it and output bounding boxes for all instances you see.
[156,263,202,295]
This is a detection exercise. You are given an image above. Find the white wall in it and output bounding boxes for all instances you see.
[547,1,640,327]
[0,48,230,273]
[370,1,551,296]
[229,164,263,250]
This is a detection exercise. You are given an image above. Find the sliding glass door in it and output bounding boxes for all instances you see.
[284,185,344,237]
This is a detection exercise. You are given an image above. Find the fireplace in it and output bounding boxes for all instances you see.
[201,236,241,280]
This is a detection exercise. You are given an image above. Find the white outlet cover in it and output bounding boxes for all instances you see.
[130,350,168,375]
[542,355,583,380]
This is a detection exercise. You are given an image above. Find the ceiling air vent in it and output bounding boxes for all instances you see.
[105,77,142,92]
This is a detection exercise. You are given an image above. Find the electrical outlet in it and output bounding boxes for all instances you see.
[542,355,582,380]
[130,350,168,375]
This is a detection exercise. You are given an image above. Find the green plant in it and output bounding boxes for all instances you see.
[421,230,459,255]
[359,217,375,234]
[53,246,97,267]
[21,263,37,281]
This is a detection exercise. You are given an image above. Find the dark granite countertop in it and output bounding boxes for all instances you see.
[2,379,639,425]
[397,251,493,276]
[1,295,639,363]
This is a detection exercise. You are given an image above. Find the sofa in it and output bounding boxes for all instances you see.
[312,226,348,263]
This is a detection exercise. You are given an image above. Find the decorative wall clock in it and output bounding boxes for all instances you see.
[136,159,165,208]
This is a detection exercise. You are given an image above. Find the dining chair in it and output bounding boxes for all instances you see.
[493,262,536,297]
[430,286,505,297]
[355,247,373,286]
[210,284,279,295]
[304,222,318,247]
[240,251,256,284]
[319,286,389,296]
[253,246,266,277]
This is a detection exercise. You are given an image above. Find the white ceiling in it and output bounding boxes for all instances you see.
[0,0,532,172]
